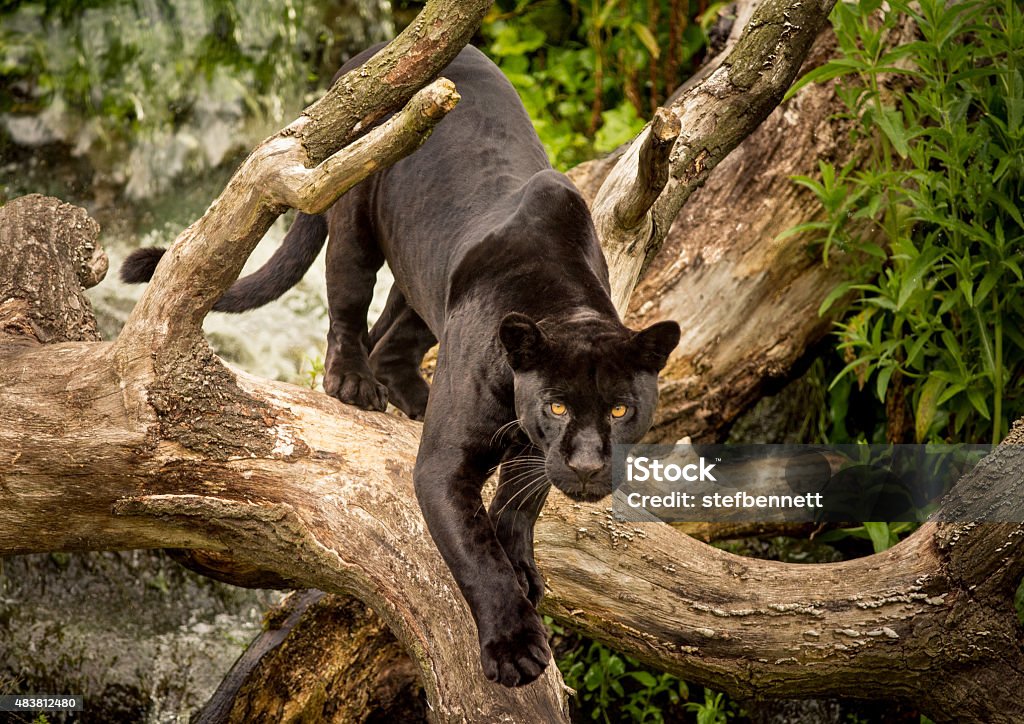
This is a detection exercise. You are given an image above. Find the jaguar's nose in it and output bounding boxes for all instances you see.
[568,460,603,482]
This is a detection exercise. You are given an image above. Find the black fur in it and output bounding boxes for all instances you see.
[119,246,166,284]
[121,44,680,687]
[122,212,328,313]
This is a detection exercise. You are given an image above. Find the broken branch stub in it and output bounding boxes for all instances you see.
[593,0,839,313]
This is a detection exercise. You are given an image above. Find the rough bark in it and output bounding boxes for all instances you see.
[587,0,838,312]
[3,194,1024,723]
[564,2,867,445]
[195,591,424,724]
[628,27,852,444]
[0,194,105,344]
[299,0,493,164]
[626,14,917,444]
[0,193,567,722]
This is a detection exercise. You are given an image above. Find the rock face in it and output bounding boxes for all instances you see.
[0,551,283,722]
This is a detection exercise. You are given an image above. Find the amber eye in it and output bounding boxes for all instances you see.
[611,405,629,419]
[549,402,567,416]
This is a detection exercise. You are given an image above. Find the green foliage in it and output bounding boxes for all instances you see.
[815,521,917,553]
[481,0,711,169]
[548,616,745,723]
[791,0,1024,445]
[685,688,731,724]
[557,636,689,722]
[301,354,325,390]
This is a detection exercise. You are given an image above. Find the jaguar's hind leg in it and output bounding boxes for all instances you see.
[368,286,436,420]
[322,197,389,411]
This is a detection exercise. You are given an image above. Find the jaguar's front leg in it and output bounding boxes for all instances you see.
[415,404,550,687]
[490,443,550,608]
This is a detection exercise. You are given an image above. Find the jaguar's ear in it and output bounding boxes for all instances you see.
[499,313,546,370]
[632,320,680,371]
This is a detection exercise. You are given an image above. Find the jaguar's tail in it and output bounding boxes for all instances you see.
[119,212,329,313]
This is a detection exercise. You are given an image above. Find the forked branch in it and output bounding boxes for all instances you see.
[594,0,839,312]
[1,198,1022,720]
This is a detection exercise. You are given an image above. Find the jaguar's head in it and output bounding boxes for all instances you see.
[499,312,680,501]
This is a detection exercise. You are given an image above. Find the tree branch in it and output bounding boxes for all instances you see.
[269,79,460,214]
[2,310,1022,721]
[115,77,460,363]
[592,0,838,312]
[610,107,681,232]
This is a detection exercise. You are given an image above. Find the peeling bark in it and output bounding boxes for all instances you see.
[0,195,105,344]
[589,0,839,312]
[627,18,915,443]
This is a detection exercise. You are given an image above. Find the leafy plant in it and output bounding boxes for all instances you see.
[788,0,1024,445]
[480,0,712,169]
[815,520,917,553]
[557,635,690,723]
[547,614,746,723]
[685,688,731,724]
[1,0,330,161]
[301,354,325,390]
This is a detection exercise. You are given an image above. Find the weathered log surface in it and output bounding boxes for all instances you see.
[195,590,425,724]
[0,194,105,344]
[5,1,1023,722]
[0,193,567,722]
[589,0,839,312]
[1,193,1023,722]
[627,16,917,444]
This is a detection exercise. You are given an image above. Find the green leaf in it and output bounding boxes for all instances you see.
[819,281,854,316]
[915,376,946,442]
[967,388,991,420]
[784,59,866,101]
[974,269,1000,308]
[876,364,895,403]
[874,106,911,158]
[594,102,645,153]
[990,188,1024,229]
[630,23,660,59]
[863,522,893,553]
[629,671,658,688]
[973,307,996,378]
[906,333,930,367]
[936,382,966,406]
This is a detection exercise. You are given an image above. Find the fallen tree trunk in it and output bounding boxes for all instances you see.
[194,590,425,724]
[1,193,567,722]
[3,194,1024,723]
[567,6,918,445]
